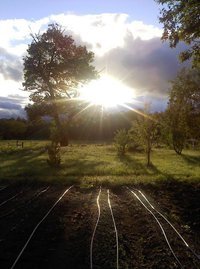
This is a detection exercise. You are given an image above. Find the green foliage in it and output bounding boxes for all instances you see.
[172,130,185,155]
[114,129,130,156]
[156,0,200,66]
[25,103,52,122]
[130,111,160,166]
[0,118,27,139]
[23,23,97,146]
[167,67,200,154]
[154,112,172,148]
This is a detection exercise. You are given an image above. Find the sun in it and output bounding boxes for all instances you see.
[79,75,135,108]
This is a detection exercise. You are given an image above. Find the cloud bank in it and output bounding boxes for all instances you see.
[0,95,27,118]
[0,13,188,117]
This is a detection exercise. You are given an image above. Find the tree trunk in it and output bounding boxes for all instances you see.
[53,113,69,147]
[147,149,151,166]
[147,139,151,166]
[172,131,184,155]
[48,82,69,147]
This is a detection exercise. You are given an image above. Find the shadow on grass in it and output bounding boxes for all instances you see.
[181,153,200,165]
[146,163,174,180]
[0,149,76,184]
[62,159,108,175]
[118,154,149,174]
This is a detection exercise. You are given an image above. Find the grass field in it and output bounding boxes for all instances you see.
[0,140,200,185]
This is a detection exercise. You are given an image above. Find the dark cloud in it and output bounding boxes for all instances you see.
[0,95,27,105]
[133,95,168,112]
[0,101,21,110]
[0,96,27,119]
[0,47,23,81]
[95,34,190,99]
[0,109,26,119]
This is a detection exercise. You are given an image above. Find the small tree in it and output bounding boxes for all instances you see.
[130,110,159,166]
[114,129,130,156]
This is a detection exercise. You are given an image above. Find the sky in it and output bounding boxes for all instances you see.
[0,0,187,118]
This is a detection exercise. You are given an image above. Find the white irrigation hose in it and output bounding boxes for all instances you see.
[0,186,7,192]
[107,189,119,269]
[127,187,183,269]
[35,186,50,197]
[10,185,73,269]
[0,192,22,207]
[138,189,200,261]
[0,187,49,219]
[90,187,101,269]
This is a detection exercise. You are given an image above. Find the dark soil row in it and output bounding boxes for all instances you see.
[0,182,199,269]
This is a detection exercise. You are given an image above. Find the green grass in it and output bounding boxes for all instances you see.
[0,140,200,185]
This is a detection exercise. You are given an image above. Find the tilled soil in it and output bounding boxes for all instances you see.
[0,181,199,269]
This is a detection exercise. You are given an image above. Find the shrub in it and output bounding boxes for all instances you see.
[114,129,130,156]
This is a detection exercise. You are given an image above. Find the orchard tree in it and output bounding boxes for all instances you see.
[23,23,97,146]
[130,108,160,166]
[156,0,200,66]
[167,68,200,154]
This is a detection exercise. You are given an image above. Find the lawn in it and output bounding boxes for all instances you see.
[0,140,200,185]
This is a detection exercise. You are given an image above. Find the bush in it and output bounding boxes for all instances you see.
[114,129,130,156]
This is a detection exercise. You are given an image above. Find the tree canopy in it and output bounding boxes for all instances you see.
[156,0,200,66]
[23,23,97,145]
[167,67,200,153]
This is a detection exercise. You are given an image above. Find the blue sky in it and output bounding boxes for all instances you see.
[1,0,160,26]
[0,0,186,118]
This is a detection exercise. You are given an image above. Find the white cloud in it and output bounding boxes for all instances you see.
[0,12,183,117]
[0,13,162,56]
[49,13,162,55]
[0,74,27,97]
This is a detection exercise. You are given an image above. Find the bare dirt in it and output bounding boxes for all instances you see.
[0,180,199,269]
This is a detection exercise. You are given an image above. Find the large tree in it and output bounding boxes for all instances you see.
[156,0,200,66]
[23,23,97,146]
[167,68,200,154]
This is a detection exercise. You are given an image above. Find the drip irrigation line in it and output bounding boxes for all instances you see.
[0,191,22,208]
[10,185,73,269]
[90,187,101,269]
[0,187,50,219]
[137,189,200,261]
[127,187,183,269]
[107,189,119,269]
[0,186,7,192]
[35,186,50,198]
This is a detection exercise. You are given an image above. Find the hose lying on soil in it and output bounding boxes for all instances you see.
[137,189,200,261]
[127,187,183,269]
[90,187,101,269]
[10,185,73,269]
[107,189,119,269]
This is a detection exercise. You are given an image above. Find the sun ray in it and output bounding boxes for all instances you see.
[78,75,135,108]
[71,102,94,120]
[120,103,157,122]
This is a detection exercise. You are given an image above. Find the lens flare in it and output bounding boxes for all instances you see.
[79,75,135,108]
